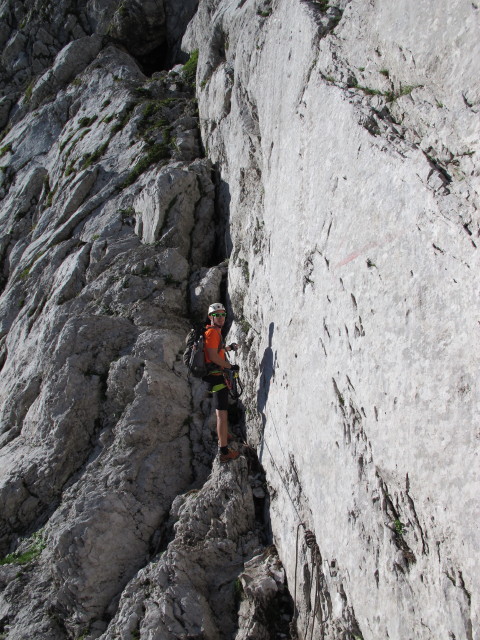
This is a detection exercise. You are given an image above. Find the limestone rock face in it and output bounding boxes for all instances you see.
[185,0,480,638]
[236,547,291,640]
[1,0,479,639]
[0,6,236,638]
[100,455,266,640]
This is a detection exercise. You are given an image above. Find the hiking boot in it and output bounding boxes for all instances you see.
[220,448,240,463]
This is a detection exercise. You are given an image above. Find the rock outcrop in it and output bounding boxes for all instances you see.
[0,0,479,639]
[101,454,267,640]
[184,0,479,638]
[1,2,234,637]
[0,2,290,638]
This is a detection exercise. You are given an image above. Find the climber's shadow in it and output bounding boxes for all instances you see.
[257,322,275,464]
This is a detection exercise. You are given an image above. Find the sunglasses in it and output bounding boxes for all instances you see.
[211,312,226,317]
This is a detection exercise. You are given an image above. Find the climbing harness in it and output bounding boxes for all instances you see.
[204,368,243,399]
[210,380,226,392]
[223,368,244,399]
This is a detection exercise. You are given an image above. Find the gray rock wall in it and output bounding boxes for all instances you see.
[185,0,479,638]
[0,3,250,637]
[0,0,479,638]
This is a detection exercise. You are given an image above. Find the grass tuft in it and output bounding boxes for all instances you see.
[122,143,170,188]
[81,140,110,169]
[182,50,199,86]
[0,143,12,157]
[0,532,46,566]
[78,115,97,128]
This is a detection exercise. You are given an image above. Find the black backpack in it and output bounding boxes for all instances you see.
[183,324,208,378]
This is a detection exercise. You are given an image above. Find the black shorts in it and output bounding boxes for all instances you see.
[203,374,229,411]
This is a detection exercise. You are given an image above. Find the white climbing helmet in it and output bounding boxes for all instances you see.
[208,302,226,315]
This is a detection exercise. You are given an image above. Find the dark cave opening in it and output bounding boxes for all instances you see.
[136,43,171,76]
[135,35,193,76]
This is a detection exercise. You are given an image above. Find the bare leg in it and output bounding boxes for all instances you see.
[216,409,228,447]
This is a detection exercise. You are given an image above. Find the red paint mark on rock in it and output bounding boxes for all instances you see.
[334,234,397,269]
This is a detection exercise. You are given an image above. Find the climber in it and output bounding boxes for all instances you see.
[203,302,241,463]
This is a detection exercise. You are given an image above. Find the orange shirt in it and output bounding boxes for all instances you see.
[204,326,225,364]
